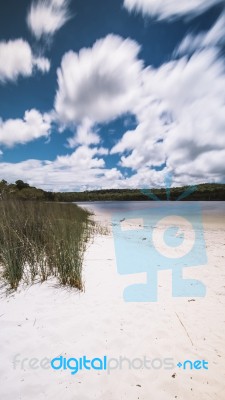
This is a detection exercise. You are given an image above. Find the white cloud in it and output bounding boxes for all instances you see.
[2,19,225,189]
[67,118,100,148]
[112,35,225,184]
[124,0,223,20]
[33,57,51,73]
[121,167,169,188]
[0,110,52,147]
[111,98,168,170]
[146,49,225,171]
[27,0,71,40]
[0,39,50,83]
[55,34,143,125]
[55,145,108,169]
[0,146,122,192]
[0,39,32,82]
[177,11,225,55]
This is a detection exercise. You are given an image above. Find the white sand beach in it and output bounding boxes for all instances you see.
[0,204,225,400]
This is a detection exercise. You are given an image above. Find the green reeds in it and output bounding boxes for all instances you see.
[0,200,93,291]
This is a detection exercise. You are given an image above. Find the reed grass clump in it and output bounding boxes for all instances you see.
[0,200,93,291]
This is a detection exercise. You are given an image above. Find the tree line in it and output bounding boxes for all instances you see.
[1,179,225,201]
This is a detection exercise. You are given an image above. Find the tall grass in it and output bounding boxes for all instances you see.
[0,200,93,291]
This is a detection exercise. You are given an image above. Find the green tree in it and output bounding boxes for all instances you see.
[15,180,30,190]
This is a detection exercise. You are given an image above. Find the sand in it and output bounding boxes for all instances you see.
[0,206,225,400]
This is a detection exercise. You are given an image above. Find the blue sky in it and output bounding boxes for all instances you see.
[0,0,225,191]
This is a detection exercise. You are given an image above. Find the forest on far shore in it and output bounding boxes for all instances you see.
[1,179,225,201]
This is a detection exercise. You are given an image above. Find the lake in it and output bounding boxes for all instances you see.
[76,201,225,217]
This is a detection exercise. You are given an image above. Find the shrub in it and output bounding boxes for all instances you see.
[0,200,93,291]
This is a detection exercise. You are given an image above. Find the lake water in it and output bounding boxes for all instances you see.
[76,201,225,217]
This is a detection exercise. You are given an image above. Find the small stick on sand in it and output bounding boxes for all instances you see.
[175,312,193,346]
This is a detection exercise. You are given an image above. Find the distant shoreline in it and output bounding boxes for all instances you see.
[1,180,225,202]
[73,199,225,202]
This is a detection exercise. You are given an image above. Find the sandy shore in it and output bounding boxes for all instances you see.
[0,206,225,399]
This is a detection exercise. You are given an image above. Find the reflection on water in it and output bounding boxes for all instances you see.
[76,201,225,217]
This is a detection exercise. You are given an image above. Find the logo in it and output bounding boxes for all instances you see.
[51,355,107,375]
[12,354,176,375]
[112,173,207,302]
[177,360,208,370]
[12,354,208,375]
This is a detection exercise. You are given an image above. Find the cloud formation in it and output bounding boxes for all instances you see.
[55,34,143,125]
[112,12,225,186]
[0,39,50,83]
[124,0,223,20]
[0,110,51,147]
[33,57,51,73]
[0,146,122,192]
[152,49,225,184]
[177,11,225,54]
[2,4,225,189]
[27,0,71,40]
[67,119,101,148]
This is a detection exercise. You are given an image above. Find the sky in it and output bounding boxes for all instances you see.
[0,0,225,191]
